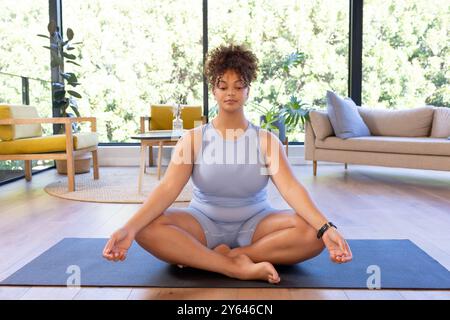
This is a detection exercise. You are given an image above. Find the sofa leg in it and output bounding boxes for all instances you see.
[313,161,317,176]
[24,160,32,181]
[345,163,348,170]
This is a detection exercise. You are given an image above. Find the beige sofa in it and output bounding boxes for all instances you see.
[305,106,450,175]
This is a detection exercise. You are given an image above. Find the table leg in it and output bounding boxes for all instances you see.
[138,143,146,193]
[149,145,153,167]
[157,141,163,180]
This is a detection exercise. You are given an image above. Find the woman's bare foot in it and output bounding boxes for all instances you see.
[229,254,280,284]
[213,244,231,256]
[178,244,232,268]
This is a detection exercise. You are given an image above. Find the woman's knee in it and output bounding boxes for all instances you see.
[302,221,325,253]
[313,238,326,255]
[135,214,169,245]
[290,216,325,259]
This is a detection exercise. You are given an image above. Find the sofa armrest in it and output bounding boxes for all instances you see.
[305,120,316,161]
[430,107,450,138]
[309,110,334,140]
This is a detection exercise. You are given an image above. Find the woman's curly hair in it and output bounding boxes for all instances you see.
[205,44,258,88]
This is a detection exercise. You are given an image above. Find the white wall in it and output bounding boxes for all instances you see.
[98,145,308,167]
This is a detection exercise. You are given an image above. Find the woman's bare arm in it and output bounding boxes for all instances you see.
[260,130,328,230]
[260,130,352,263]
[123,129,197,236]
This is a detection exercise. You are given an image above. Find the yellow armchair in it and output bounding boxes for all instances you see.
[0,104,99,191]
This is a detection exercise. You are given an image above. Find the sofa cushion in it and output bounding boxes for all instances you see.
[0,132,99,155]
[357,106,434,137]
[315,136,450,157]
[430,107,450,138]
[0,104,43,141]
[309,110,334,140]
[326,91,370,139]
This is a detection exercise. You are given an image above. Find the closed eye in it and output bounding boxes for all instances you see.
[217,86,245,90]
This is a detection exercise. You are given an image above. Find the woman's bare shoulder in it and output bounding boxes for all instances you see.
[257,128,280,155]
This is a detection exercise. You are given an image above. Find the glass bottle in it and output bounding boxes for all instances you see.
[172,103,183,134]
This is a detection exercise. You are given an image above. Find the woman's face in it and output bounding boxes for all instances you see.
[213,69,249,113]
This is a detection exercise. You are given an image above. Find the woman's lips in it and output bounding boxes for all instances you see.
[224,100,238,104]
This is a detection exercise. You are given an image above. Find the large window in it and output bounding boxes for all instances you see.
[63,0,203,142]
[62,0,348,143]
[0,0,53,183]
[209,0,349,142]
[0,0,52,114]
[362,0,449,109]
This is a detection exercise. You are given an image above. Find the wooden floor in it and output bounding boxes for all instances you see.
[0,164,449,300]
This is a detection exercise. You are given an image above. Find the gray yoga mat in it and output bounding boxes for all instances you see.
[1,238,449,289]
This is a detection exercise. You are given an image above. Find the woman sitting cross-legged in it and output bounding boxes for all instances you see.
[103,44,352,284]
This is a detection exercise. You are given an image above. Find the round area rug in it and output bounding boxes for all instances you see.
[44,167,193,204]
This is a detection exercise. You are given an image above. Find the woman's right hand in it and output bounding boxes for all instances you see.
[102,227,135,262]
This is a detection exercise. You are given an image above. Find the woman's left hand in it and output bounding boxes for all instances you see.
[322,227,353,264]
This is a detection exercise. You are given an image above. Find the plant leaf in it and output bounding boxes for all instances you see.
[37,34,50,39]
[66,28,74,40]
[61,72,78,83]
[69,105,81,117]
[67,90,82,99]
[66,60,81,66]
[48,20,57,34]
[63,52,76,60]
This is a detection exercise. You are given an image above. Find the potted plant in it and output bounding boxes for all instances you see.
[253,51,311,139]
[38,21,90,174]
[281,95,311,131]
[251,103,285,139]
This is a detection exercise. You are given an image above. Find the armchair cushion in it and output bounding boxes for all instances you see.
[150,105,173,130]
[0,104,43,141]
[181,105,202,129]
[0,132,98,154]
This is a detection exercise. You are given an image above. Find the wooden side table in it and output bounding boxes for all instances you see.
[131,130,185,193]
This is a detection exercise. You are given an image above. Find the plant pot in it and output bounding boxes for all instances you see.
[259,115,286,141]
[56,153,92,175]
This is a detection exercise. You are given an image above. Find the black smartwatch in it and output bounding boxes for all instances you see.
[317,222,337,239]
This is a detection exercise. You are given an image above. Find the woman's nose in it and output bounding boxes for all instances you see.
[226,87,237,95]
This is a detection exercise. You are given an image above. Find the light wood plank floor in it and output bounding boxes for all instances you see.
[0,164,449,300]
